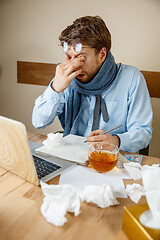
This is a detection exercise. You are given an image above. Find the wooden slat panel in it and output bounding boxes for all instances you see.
[141,71,160,98]
[17,61,160,98]
[17,61,56,86]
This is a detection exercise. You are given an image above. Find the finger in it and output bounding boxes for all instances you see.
[87,132,110,143]
[62,61,82,74]
[64,55,83,64]
[61,60,80,73]
[71,56,85,67]
[87,135,103,143]
[67,69,82,81]
[63,56,84,72]
[62,62,72,71]
[63,64,78,77]
[75,55,85,62]
[60,56,72,69]
[89,129,104,137]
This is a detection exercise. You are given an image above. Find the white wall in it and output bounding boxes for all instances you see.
[0,0,160,157]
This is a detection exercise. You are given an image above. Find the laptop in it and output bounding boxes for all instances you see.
[0,116,75,185]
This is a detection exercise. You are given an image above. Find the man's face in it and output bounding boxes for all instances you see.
[65,45,106,83]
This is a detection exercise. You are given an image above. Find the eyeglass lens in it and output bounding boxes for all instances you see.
[62,42,82,54]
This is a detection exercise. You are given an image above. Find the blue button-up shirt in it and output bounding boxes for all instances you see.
[32,64,153,153]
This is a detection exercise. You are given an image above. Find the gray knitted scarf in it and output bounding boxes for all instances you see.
[58,51,118,136]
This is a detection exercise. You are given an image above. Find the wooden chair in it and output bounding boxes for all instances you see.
[17,61,160,155]
[138,71,160,155]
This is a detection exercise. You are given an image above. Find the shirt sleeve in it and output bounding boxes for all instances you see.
[32,79,65,129]
[117,70,153,153]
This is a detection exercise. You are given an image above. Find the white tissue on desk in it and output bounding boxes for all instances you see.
[142,164,159,170]
[123,162,142,180]
[40,181,81,227]
[123,162,159,180]
[40,181,120,226]
[42,133,64,148]
[141,167,160,228]
[125,183,145,203]
[80,184,119,208]
[124,163,160,205]
[36,134,88,164]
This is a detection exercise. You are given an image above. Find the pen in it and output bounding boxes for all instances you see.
[84,124,122,143]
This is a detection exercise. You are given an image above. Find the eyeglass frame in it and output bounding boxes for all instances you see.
[58,41,91,55]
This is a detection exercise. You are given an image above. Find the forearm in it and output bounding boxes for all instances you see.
[117,125,153,153]
[32,82,64,128]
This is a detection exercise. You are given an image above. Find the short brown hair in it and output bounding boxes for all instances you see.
[59,16,111,52]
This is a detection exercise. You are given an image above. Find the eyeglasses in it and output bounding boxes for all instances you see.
[59,41,90,55]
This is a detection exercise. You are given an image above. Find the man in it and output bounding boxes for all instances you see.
[32,16,153,153]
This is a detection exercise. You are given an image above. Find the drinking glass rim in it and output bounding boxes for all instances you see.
[88,142,119,154]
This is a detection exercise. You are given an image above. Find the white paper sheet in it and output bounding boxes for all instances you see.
[59,165,131,198]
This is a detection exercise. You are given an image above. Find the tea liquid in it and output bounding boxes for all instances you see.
[89,151,118,172]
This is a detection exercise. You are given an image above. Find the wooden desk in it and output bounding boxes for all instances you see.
[0,132,159,240]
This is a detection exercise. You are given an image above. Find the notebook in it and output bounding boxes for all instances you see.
[0,116,75,185]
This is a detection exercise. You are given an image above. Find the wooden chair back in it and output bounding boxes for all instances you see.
[17,61,160,98]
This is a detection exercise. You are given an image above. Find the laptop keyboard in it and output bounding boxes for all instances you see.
[32,155,61,179]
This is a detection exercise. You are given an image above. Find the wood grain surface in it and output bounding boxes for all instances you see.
[0,132,159,240]
[0,118,39,185]
[17,61,56,86]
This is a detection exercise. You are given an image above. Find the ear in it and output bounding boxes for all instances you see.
[99,47,107,63]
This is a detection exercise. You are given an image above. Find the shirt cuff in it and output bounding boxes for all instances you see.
[114,135,121,148]
[116,133,131,152]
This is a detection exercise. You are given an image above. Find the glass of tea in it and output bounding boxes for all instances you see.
[88,142,119,173]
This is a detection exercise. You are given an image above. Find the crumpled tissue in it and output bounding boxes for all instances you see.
[40,182,120,226]
[124,162,159,180]
[140,167,160,228]
[123,162,142,180]
[125,183,145,203]
[40,181,81,226]
[42,133,64,148]
[79,184,119,208]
